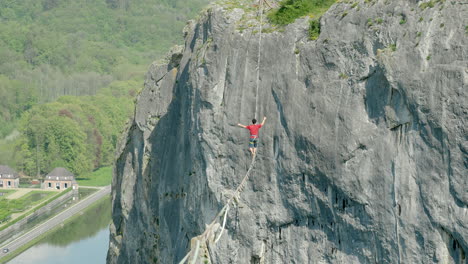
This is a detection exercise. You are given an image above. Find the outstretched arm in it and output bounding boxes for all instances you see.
[261,116,267,126]
[237,123,247,128]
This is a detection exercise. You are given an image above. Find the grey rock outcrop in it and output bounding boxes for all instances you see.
[108,0,468,263]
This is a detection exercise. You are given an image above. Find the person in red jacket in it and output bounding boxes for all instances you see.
[237,116,267,156]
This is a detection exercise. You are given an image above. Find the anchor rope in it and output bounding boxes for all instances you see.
[179,1,267,262]
[254,0,264,119]
[179,155,258,264]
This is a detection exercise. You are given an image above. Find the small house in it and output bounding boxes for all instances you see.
[0,165,19,188]
[43,167,78,190]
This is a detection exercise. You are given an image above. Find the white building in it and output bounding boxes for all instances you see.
[0,165,19,188]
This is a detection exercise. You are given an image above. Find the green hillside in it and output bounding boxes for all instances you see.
[15,81,136,176]
[0,0,209,74]
[0,0,211,176]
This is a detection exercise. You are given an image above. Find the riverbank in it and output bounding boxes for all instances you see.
[0,186,110,263]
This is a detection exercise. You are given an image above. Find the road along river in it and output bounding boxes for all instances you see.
[0,185,111,261]
[7,196,111,264]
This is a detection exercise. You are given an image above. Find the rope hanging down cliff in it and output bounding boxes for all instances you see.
[254,0,264,119]
[178,2,268,263]
[178,155,258,264]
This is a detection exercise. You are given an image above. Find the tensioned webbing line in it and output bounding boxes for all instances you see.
[179,155,258,264]
[254,0,264,119]
[179,1,266,263]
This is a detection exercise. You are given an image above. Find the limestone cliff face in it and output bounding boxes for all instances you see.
[107,1,467,263]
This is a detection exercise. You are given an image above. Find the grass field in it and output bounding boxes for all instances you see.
[0,189,17,198]
[18,183,41,189]
[0,188,71,232]
[0,191,55,223]
[76,166,113,187]
[78,188,98,200]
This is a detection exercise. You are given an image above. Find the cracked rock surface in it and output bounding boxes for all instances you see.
[107,1,467,263]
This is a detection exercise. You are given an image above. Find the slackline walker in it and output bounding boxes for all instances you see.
[178,1,271,263]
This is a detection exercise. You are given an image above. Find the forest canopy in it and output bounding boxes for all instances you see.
[15,79,136,176]
[0,0,210,176]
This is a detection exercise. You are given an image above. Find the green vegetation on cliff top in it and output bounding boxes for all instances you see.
[268,0,336,25]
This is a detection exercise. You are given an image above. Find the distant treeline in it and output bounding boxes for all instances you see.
[0,0,210,135]
[15,80,136,176]
[0,0,210,175]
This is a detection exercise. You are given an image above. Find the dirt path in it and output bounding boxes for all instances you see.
[6,189,32,200]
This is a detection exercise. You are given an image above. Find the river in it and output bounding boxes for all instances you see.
[8,196,111,264]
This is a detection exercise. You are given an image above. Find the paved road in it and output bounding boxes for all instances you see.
[0,185,111,259]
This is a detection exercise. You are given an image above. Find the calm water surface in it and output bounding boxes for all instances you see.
[9,197,111,264]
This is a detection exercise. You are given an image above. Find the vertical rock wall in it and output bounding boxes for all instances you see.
[108,1,467,263]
